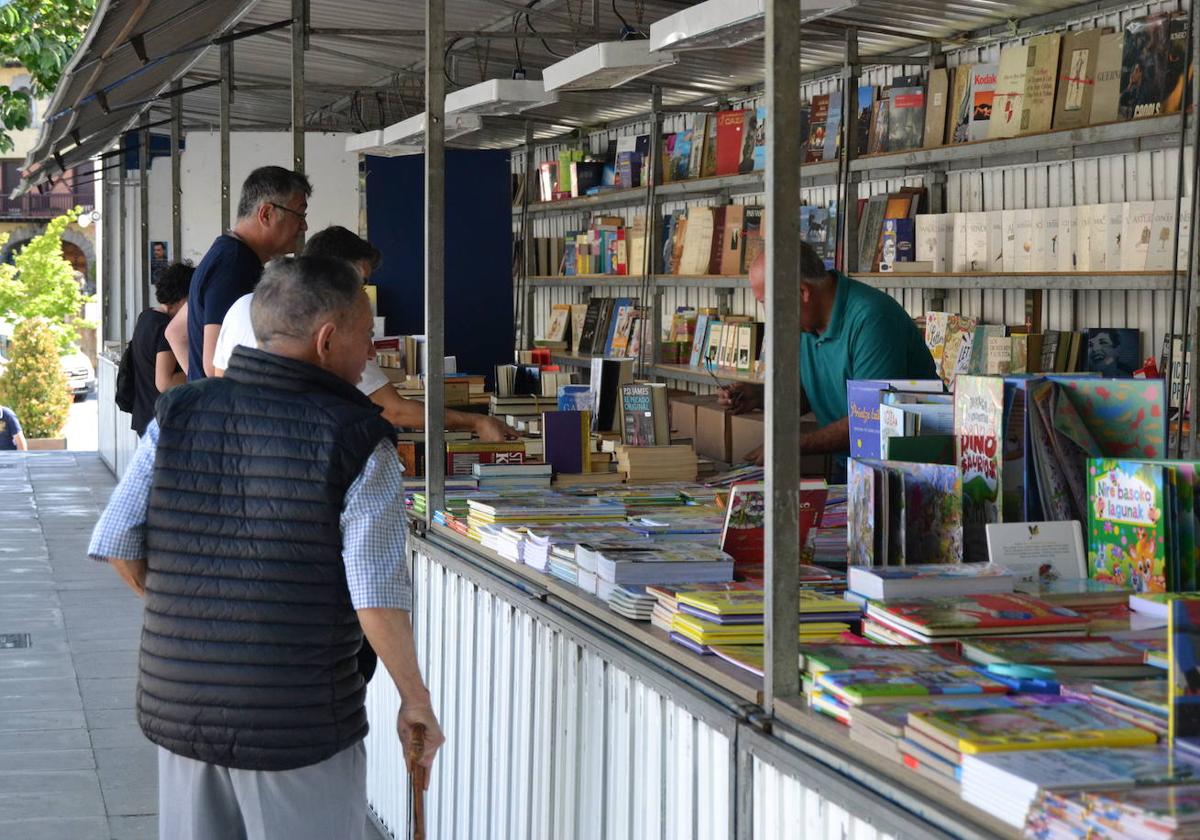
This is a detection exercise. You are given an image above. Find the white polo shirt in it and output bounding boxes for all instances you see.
[213,293,390,396]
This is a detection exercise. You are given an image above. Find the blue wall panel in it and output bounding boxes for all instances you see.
[364,151,513,387]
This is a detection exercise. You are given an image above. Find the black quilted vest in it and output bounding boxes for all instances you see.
[138,346,395,771]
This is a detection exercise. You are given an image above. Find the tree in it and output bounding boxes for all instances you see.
[0,208,93,352]
[0,0,97,153]
[0,317,71,439]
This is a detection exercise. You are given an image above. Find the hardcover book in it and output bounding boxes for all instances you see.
[1083,327,1140,377]
[818,667,1009,706]
[868,99,889,154]
[1087,459,1167,593]
[968,64,999,142]
[718,108,751,173]
[1052,28,1106,130]
[1119,13,1190,120]
[1020,32,1062,134]
[955,376,1005,561]
[1090,31,1126,124]
[908,701,1158,754]
[542,410,591,474]
[821,94,841,163]
[915,214,946,272]
[867,593,1090,639]
[948,64,974,144]
[848,563,1013,601]
[801,644,964,676]
[1120,200,1155,270]
[985,521,1087,584]
[1144,199,1179,270]
[855,85,876,154]
[988,47,1029,139]
[888,85,926,152]
[923,68,949,149]
[1056,206,1077,271]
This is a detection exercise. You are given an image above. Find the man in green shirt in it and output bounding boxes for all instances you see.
[720,241,937,465]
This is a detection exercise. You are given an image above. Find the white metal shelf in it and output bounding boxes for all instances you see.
[528,273,751,289]
[514,172,766,217]
[856,271,1180,291]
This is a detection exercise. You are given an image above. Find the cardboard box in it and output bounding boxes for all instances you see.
[695,401,735,462]
[670,394,720,441]
[730,411,764,463]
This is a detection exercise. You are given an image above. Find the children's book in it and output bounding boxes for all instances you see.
[847,564,1013,601]
[675,589,855,618]
[960,638,1159,677]
[865,593,1089,640]
[719,480,828,569]
[955,376,1006,561]
[908,701,1159,754]
[800,643,964,676]
[1088,459,1168,593]
[817,667,1009,706]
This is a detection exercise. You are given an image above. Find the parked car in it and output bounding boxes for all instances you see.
[61,349,96,399]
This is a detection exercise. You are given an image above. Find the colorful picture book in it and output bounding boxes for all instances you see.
[816,666,1008,706]
[865,593,1089,643]
[1088,459,1169,593]
[847,459,963,566]
[846,563,1013,601]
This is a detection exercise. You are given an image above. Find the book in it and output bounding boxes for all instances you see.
[866,593,1089,641]
[961,638,1159,676]
[1121,200,1155,270]
[855,85,876,155]
[1020,32,1061,134]
[545,304,570,344]
[887,84,925,152]
[1087,459,1167,593]
[817,667,1008,707]
[718,108,751,173]
[857,194,888,271]
[1090,30,1126,124]
[969,63,999,142]
[821,93,841,163]
[867,99,889,154]
[588,357,634,433]
[1119,13,1190,120]
[915,214,946,272]
[948,64,974,144]
[1083,328,1140,377]
[1145,198,1180,270]
[741,206,765,272]
[847,564,1013,601]
[909,701,1158,754]
[592,544,733,586]
[1053,28,1107,130]
[923,68,949,149]
[717,204,745,275]
[989,47,1029,139]
[620,382,668,447]
[955,375,1005,561]
[1170,598,1200,740]
[986,519,1088,589]
[964,211,989,272]
[719,480,829,569]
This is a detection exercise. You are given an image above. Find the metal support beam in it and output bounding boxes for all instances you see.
[309,27,595,40]
[839,29,859,273]
[519,120,534,350]
[118,144,128,344]
[292,0,308,251]
[140,112,151,314]
[424,0,447,522]
[170,81,183,262]
[763,0,802,715]
[220,43,233,231]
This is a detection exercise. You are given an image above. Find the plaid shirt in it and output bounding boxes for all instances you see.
[88,420,412,611]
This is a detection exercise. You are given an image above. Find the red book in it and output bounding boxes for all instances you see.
[715,110,748,176]
[865,593,1089,641]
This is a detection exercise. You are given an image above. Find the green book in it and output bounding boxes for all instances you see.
[1087,459,1168,593]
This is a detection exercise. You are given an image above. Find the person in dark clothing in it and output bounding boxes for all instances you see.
[164,166,312,381]
[128,262,192,436]
[0,405,26,450]
[88,256,442,839]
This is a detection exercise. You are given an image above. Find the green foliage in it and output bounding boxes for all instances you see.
[0,317,71,439]
[0,0,97,152]
[0,208,93,352]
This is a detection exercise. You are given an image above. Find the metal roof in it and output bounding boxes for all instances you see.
[18,0,1126,194]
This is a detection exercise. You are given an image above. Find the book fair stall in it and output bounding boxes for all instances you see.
[26,0,1200,835]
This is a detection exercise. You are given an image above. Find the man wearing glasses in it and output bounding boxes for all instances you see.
[166,166,312,380]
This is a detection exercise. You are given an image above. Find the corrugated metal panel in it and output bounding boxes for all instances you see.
[751,755,897,840]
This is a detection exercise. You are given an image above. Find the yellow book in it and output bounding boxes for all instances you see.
[908,703,1158,755]
[674,589,858,616]
[671,613,849,645]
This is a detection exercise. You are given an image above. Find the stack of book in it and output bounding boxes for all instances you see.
[576,542,734,591]
[1060,678,1168,735]
[959,638,1162,679]
[599,583,658,621]
[465,494,626,541]
[962,747,1200,829]
[1026,783,1200,838]
[845,563,1014,603]
[846,459,963,565]
[812,668,1011,725]
[616,445,698,483]
[862,593,1090,644]
[472,463,552,490]
[668,590,860,654]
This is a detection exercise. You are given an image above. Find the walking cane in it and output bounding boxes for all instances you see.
[406,723,427,840]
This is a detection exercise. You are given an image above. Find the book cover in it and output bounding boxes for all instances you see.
[545,303,570,343]
[1120,200,1155,270]
[948,64,974,144]
[603,298,636,356]
[879,219,899,272]
[741,206,765,272]
[961,638,1154,669]
[1083,328,1140,377]
[987,210,1005,273]
[989,47,1029,139]
[888,85,926,152]
[818,667,1009,706]
[923,68,949,149]
[1088,459,1167,593]
[951,212,970,272]
[620,383,657,446]
[802,644,963,675]
[964,211,989,272]
[700,115,718,177]
[1053,28,1106,130]
[1145,199,1179,270]
[1020,32,1062,134]
[678,207,715,276]
[985,521,1087,584]
[821,93,841,163]
[858,194,888,271]
[911,701,1158,754]
[541,410,590,475]
[1075,207,1092,271]
[1055,206,1077,271]
[856,85,876,154]
[1011,211,1034,272]
[1030,208,1052,271]
[915,214,946,272]
[718,204,746,276]
[968,63,999,141]
[848,380,890,460]
[848,563,1013,601]
[1119,13,1189,120]
[894,462,965,564]
[1091,31,1127,124]
[848,458,880,567]
[720,482,765,566]
[1104,201,1125,270]
[868,593,1089,637]
[868,98,889,154]
[956,375,1006,561]
[802,205,834,267]
[718,108,751,173]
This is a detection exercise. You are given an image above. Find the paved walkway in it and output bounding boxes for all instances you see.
[0,452,153,840]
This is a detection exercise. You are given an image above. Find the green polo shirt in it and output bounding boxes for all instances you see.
[801,272,938,434]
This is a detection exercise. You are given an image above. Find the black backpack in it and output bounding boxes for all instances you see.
[115,342,136,413]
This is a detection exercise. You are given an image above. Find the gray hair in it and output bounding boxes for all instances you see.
[798,241,830,285]
[251,256,364,345]
[236,166,313,220]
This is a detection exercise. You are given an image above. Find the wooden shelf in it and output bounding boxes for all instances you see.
[856,270,1180,291]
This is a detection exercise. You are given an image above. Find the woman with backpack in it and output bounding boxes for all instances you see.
[120,262,193,436]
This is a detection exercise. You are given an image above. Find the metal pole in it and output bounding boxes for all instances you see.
[839,28,859,273]
[291,0,307,251]
[519,120,534,353]
[763,0,802,715]
[118,140,128,343]
[220,43,233,231]
[640,87,663,381]
[424,0,447,521]
[170,81,183,261]
[140,111,151,312]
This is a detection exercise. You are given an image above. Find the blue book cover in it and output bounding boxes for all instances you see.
[895,218,916,263]
[752,106,767,171]
[602,297,634,356]
[847,380,890,460]
[558,384,592,412]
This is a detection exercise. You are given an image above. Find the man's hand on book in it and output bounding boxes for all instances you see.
[742,445,764,466]
[718,383,762,415]
[474,415,520,442]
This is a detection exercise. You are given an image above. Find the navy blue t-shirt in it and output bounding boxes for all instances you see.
[186,234,263,380]
[0,406,22,450]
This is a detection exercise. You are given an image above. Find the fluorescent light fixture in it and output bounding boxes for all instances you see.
[345,114,483,156]
[648,0,857,52]
[444,79,555,116]
[542,41,678,92]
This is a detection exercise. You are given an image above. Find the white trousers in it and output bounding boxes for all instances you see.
[157,742,367,840]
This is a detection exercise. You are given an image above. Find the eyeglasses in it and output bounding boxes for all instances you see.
[270,202,307,222]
